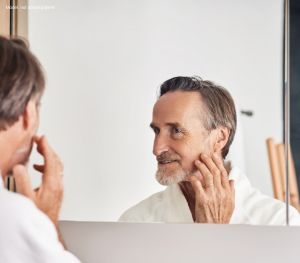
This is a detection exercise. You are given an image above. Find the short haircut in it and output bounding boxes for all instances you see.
[159,76,237,159]
[0,36,45,131]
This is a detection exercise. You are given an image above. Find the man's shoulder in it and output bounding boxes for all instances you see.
[119,188,167,222]
[0,189,80,262]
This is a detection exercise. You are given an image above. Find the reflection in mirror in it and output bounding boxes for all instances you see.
[289,0,300,219]
[24,0,300,224]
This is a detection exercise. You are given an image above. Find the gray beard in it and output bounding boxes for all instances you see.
[155,168,196,186]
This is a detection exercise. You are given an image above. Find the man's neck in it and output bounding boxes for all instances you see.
[179,181,196,221]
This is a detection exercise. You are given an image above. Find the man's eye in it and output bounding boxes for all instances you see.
[174,128,181,133]
[153,128,159,134]
[172,127,183,136]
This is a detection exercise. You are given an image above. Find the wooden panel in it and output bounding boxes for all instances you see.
[0,0,10,36]
[277,144,299,210]
[266,138,300,211]
[0,0,28,38]
[15,0,28,39]
[266,138,284,201]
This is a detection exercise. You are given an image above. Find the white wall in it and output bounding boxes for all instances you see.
[28,0,283,221]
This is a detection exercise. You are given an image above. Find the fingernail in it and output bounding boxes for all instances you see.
[195,160,201,165]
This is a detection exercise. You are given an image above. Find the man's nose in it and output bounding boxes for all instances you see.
[153,134,169,156]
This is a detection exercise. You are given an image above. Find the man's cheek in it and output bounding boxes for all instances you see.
[181,158,196,173]
[16,139,34,165]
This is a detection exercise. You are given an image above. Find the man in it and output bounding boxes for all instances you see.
[120,76,300,224]
[0,36,80,262]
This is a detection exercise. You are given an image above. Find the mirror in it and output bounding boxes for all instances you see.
[288,0,300,220]
[24,0,297,224]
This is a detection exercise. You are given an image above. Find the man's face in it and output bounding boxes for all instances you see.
[150,91,213,185]
[7,100,40,174]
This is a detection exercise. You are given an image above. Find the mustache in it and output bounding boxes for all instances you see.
[156,152,180,163]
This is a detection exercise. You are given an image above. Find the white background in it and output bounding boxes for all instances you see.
[28,0,283,221]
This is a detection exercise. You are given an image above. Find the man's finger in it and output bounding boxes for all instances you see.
[212,153,230,189]
[200,154,222,189]
[195,160,214,189]
[189,175,206,197]
[35,136,63,184]
[33,135,43,154]
[13,165,34,199]
[193,170,204,183]
[33,135,42,143]
[35,136,50,158]
[35,136,55,163]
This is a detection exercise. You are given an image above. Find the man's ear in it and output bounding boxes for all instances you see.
[213,126,230,153]
[22,100,38,132]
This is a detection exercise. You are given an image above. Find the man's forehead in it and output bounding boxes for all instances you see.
[152,91,203,124]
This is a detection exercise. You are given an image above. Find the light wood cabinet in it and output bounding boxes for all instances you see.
[0,0,28,39]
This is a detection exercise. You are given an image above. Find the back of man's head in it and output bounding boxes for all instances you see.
[0,36,45,131]
[159,76,237,159]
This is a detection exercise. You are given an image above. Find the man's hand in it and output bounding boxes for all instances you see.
[189,153,235,224]
[12,136,64,227]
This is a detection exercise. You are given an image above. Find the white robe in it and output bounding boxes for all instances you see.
[119,166,300,225]
[0,178,80,263]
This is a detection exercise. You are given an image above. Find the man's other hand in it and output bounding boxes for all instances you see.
[13,135,64,227]
[189,153,235,224]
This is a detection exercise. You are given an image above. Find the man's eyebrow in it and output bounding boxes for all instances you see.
[166,122,182,127]
[150,122,185,129]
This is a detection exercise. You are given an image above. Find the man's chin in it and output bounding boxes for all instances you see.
[155,170,187,186]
